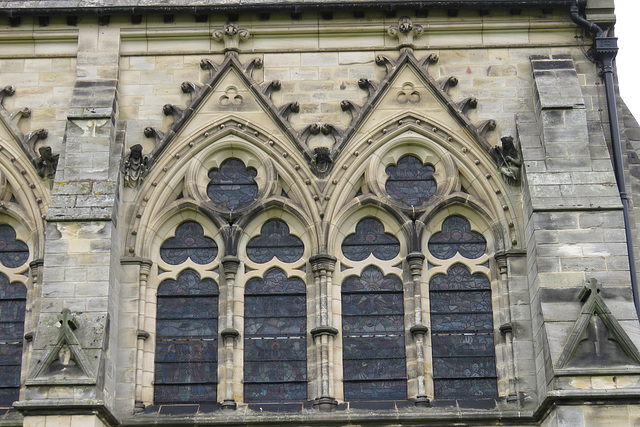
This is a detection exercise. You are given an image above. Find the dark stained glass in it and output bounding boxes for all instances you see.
[244,268,306,402]
[428,216,486,260]
[0,273,26,407]
[0,225,29,269]
[342,218,400,262]
[385,155,437,206]
[154,270,218,404]
[160,221,217,265]
[430,264,497,399]
[342,266,406,400]
[246,220,304,264]
[207,158,259,211]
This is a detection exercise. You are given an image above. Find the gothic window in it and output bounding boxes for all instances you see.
[0,274,26,406]
[0,224,28,406]
[341,266,406,400]
[428,216,497,399]
[244,268,307,402]
[385,155,437,207]
[341,217,406,400]
[207,158,258,211]
[154,221,219,404]
[154,269,219,404]
[243,219,306,402]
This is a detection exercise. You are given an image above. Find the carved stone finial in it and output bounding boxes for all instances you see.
[388,17,423,48]
[456,97,478,115]
[375,55,397,73]
[181,81,203,98]
[311,147,333,174]
[36,146,59,180]
[25,128,48,150]
[212,22,250,53]
[490,135,522,186]
[200,58,221,75]
[340,100,362,120]
[122,144,149,188]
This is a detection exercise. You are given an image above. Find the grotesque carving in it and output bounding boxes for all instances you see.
[311,147,333,174]
[122,144,149,188]
[490,136,522,185]
[36,146,59,180]
[388,17,424,48]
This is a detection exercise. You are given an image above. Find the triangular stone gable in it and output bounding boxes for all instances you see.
[147,53,309,166]
[556,279,640,371]
[27,309,96,384]
[334,50,494,161]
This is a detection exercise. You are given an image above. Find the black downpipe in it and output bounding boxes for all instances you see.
[571,0,640,322]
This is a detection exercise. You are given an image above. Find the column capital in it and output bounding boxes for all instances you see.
[310,254,337,272]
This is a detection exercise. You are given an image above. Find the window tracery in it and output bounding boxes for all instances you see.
[207,157,258,211]
[384,154,436,207]
[427,216,497,399]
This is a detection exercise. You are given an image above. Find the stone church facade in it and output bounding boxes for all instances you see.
[1,0,640,425]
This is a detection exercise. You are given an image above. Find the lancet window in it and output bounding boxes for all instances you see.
[154,221,219,404]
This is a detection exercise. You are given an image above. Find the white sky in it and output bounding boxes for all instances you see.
[615,0,640,120]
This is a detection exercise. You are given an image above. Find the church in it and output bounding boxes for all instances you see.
[1,0,640,425]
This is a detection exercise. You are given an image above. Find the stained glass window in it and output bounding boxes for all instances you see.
[385,155,437,206]
[428,216,486,260]
[154,269,219,404]
[0,273,26,406]
[342,217,400,262]
[244,268,307,402]
[160,221,218,265]
[341,265,406,400]
[430,264,497,399]
[207,158,259,211]
[246,219,304,264]
[0,225,29,269]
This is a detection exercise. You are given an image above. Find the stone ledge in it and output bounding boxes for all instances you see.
[13,399,118,427]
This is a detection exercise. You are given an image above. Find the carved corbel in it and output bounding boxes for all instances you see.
[278,101,300,121]
[358,78,379,98]
[212,22,250,53]
[340,100,362,120]
[242,57,263,78]
[375,55,398,73]
[260,80,281,99]
[437,76,458,94]
[387,16,423,48]
[456,97,478,115]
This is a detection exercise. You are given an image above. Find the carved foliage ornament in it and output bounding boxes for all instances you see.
[212,23,250,53]
[388,17,423,48]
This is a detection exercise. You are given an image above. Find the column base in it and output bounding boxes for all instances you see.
[313,397,338,412]
[414,396,430,407]
[221,399,237,411]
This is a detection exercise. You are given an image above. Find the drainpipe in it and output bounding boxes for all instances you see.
[570,0,640,322]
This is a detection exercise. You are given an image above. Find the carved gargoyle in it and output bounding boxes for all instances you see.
[311,147,333,174]
[122,144,148,188]
[490,136,522,185]
[36,146,59,180]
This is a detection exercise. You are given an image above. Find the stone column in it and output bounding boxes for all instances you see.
[130,259,152,412]
[406,252,429,407]
[495,252,518,402]
[15,24,122,427]
[309,254,338,412]
[220,255,241,410]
